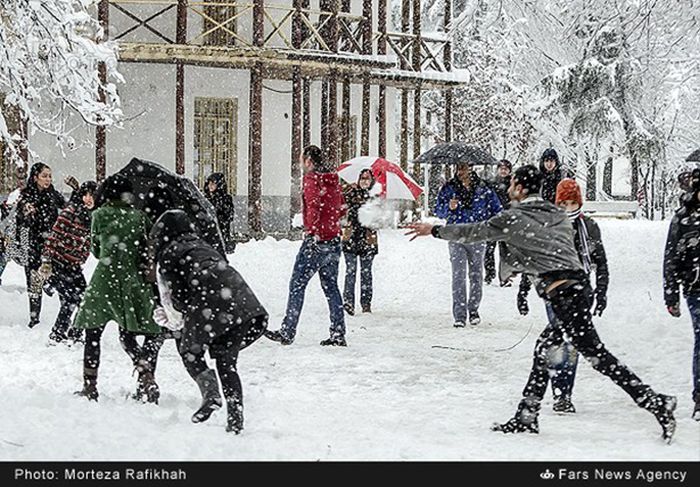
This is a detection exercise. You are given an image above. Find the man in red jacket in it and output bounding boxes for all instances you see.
[266,145,348,346]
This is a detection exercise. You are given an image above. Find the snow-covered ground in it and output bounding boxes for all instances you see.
[0,220,698,460]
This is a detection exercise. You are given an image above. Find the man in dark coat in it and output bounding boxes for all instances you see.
[150,209,268,433]
[484,159,512,285]
[517,178,609,414]
[663,168,700,421]
[406,165,677,443]
[204,172,236,253]
[265,145,348,346]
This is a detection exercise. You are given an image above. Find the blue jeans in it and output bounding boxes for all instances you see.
[280,237,345,340]
[685,294,700,401]
[343,252,374,310]
[546,302,579,400]
[448,241,485,322]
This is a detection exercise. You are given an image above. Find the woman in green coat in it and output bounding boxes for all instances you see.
[73,174,163,403]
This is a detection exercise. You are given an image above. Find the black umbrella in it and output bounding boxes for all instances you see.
[413,142,498,166]
[111,158,226,256]
[686,149,700,163]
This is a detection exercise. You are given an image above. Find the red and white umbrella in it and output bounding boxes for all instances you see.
[337,156,423,200]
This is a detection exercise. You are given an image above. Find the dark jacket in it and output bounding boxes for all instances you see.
[303,171,346,242]
[663,206,700,306]
[204,173,234,244]
[152,210,268,356]
[16,184,67,269]
[342,185,378,256]
[435,174,503,224]
[489,174,512,209]
[539,148,571,203]
[42,202,92,269]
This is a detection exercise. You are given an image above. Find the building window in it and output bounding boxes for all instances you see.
[194,97,238,194]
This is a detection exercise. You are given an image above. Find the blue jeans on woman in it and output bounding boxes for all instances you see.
[280,236,345,341]
[546,302,579,400]
[685,294,700,402]
[343,252,374,312]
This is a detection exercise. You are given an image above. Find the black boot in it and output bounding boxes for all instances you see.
[693,398,700,422]
[28,295,42,328]
[640,390,677,444]
[74,368,99,401]
[553,396,576,414]
[192,369,223,424]
[225,394,244,434]
[133,359,160,404]
[491,398,540,434]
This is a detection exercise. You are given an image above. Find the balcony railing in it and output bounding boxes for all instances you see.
[106,1,451,72]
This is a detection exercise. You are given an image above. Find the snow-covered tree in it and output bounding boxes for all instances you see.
[0,0,123,166]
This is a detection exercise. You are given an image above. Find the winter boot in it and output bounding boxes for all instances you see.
[491,398,540,434]
[469,311,481,326]
[48,329,67,345]
[343,302,355,316]
[640,390,677,444]
[264,329,293,345]
[225,394,244,434]
[74,368,99,401]
[66,327,84,345]
[133,360,160,404]
[693,399,700,421]
[320,335,347,347]
[27,295,42,328]
[361,304,372,313]
[191,369,223,424]
[553,396,576,414]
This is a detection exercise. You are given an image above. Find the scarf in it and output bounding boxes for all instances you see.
[567,208,591,273]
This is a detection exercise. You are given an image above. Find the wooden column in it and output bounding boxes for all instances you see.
[328,71,338,165]
[378,0,387,158]
[95,0,109,182]
[412,0,422,72]
[360,0,372,156]
[290,0,303,220]
[399,0,410,170]
[248,0,264,234]
[342,77,351,161]
[321,81,329,151]
[175,0,188,175]
[443,0,453,180]
[302,79,311,147]
[412,0,422,191]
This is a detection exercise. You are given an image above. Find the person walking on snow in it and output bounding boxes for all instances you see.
[15,162,79,327]
[517,178,609,414]
[405,165,677,443]
[150,210,268,434]
[204,172,236,254]
[40,181,98,345]
[265,145,348,346]
[342,169,379,315]
[73,174,164,403]
[484,159,512,285]
[435,162,503,327]
[539,147,570,204]
[663,168,700,421]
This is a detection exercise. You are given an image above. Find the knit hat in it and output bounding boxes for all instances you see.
[555,178,583,206]
[497,159,512,171]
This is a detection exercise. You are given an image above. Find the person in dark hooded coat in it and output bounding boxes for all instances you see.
[664,167,700,421]
[539,148,571,203]
[15,162,78,327]
[204,172,236,254]
[150,209,268,434]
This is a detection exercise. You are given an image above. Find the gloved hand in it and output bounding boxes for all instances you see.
[64,176,80,191]
[593,292,607,317]
[517,292,529,316]
[38,262,52,280]
[667,304,681,318]
[153,306,184,331]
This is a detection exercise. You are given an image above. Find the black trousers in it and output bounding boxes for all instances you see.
[84,326,164,372]
[522,281,649,404]
[484,241,497,282]
[48,266,86,337]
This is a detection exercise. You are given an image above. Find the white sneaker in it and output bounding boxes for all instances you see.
[453,321,466,328]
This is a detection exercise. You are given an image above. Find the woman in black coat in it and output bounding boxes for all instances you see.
[341,169,378,315]
[204,172,235,253]
[16,162,75,327]
[150,210,267,433]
